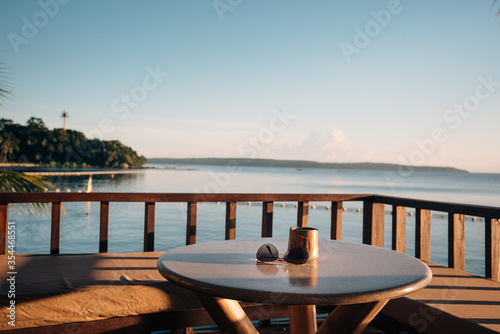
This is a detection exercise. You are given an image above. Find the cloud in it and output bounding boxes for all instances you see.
[256,127,373,163]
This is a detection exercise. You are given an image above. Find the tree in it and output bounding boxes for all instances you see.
[61,109,68,131]
[0,132,19,163]
[0,62,54,216]
[0,118,147,167]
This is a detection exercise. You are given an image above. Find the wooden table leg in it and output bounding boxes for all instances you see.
[316,300,388,334]
[289,305,317,334]
[195,292,259,334]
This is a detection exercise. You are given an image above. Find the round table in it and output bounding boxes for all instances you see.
[158,238,431,334]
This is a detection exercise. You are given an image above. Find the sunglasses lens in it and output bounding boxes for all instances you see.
[284,247,309,264]
[256,244,279,262]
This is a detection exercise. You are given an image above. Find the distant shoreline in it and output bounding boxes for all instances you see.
[1,159,469,173]
[0,164,198,175]
[147,157,468,173]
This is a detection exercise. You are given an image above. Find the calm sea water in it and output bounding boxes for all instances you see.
[8,164,500,277]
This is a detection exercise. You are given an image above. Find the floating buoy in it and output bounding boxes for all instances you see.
[248,202,252,206]
[311,205,316,209]
[325,206,330,210]
[343,207,347,211]
[281,203,285,207]
[356,208,361,212]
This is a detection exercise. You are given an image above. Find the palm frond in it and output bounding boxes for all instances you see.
[0,170,56,216]
[0,62,14,107]
[492,0,500,18]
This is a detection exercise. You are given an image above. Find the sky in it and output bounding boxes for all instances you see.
[1,0,499,173]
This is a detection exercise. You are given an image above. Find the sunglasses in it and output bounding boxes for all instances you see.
[256,243,309,265]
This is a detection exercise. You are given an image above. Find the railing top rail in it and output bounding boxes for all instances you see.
[371,195,500,218]
[0,192,371,204]
[1,192,499,217]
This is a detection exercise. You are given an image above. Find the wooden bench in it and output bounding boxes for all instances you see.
[377,262,500,334]
[0,252,289,333]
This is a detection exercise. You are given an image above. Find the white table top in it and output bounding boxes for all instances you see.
[157,238,432,305]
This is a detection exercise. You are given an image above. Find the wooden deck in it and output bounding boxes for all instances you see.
[380,262,500,334]
[0,192,499,333]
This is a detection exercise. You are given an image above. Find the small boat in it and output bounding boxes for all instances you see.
[85,175,93,193]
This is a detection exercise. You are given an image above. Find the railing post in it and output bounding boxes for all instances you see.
[485,217,500,281]
[261,201,273,238]
[51,202,61,254]
[226,202,237,240]
[144,202,155,252]
[362,200,384,247]
[0,203,7,255]
[331,201,343,240]
[448,213,465,271]
[186,202,197,245]
[392,205,406,253]
[297,201,309,227]
[415,208,431,261]
[99,201,109,253]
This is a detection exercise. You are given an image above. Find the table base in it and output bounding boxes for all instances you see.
[195,292,259,334]
[195,292,389,334]
[289,305,317,333]
[317,300,389,334]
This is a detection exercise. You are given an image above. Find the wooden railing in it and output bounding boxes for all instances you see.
[0,193,499,281]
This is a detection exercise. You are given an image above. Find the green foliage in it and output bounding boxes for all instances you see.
[0,117,147,168]
[0,62,13,107]
[0,170,54,215]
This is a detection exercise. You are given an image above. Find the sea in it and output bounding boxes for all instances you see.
[7,163,500,277]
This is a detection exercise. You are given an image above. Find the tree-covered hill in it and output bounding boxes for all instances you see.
[0,117,146,168]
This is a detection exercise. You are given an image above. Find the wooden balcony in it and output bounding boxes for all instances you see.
[0,193,499,333]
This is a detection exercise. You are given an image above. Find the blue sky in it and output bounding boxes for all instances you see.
[1,0,499,173]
